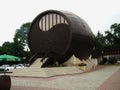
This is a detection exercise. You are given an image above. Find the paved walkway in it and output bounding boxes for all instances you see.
[10,65,120,90]
[97,66,120,90]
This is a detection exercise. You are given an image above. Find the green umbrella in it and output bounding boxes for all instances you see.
[0,54,21,61]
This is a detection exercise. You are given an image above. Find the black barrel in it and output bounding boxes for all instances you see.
[0,75,11,90]
[28,10,94,63]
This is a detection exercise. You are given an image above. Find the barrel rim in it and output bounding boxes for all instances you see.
[28,10,72,56]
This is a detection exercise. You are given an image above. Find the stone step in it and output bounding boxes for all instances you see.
[30,58,43,68]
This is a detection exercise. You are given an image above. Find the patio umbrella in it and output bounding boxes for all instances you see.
[0,54,21,62]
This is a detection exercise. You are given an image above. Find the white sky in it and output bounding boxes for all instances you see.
[0,0,120,45]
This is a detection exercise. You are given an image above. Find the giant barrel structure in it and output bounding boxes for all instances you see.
[28,10,94,64]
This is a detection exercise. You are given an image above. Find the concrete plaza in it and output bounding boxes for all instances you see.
[9,65,120,90]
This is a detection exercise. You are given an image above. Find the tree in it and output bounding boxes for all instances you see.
[13,22,32,60]
[1,42,14,55]
[95,23,120,50]
[1,41,24,58]
[0,46,3,54]
[0,22,32,63]
[105,23,120,49]
[15,22,31,50]
[95,31,106,49]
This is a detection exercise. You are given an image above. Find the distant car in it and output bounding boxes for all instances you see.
[16,64,24,68]
[12,64,24,69]
[0,65,14,71]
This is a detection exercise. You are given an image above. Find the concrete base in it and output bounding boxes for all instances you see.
[2,66,83,78]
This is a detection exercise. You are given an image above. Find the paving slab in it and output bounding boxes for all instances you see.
[97,66,120,90]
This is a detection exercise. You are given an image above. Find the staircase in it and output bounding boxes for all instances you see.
[30,58,43,68]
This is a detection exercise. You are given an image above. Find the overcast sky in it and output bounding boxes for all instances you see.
[0,0,120,45]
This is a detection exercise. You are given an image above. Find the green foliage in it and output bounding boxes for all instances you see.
[1,42,14,55]
[95,23,120,50]
[13,22,32,58]
[95,31,106,49]
[0,46,3,54]
[0,22,32,60]
[15,22,31,47]
[0,41,24,58]
[104,23,120,49]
